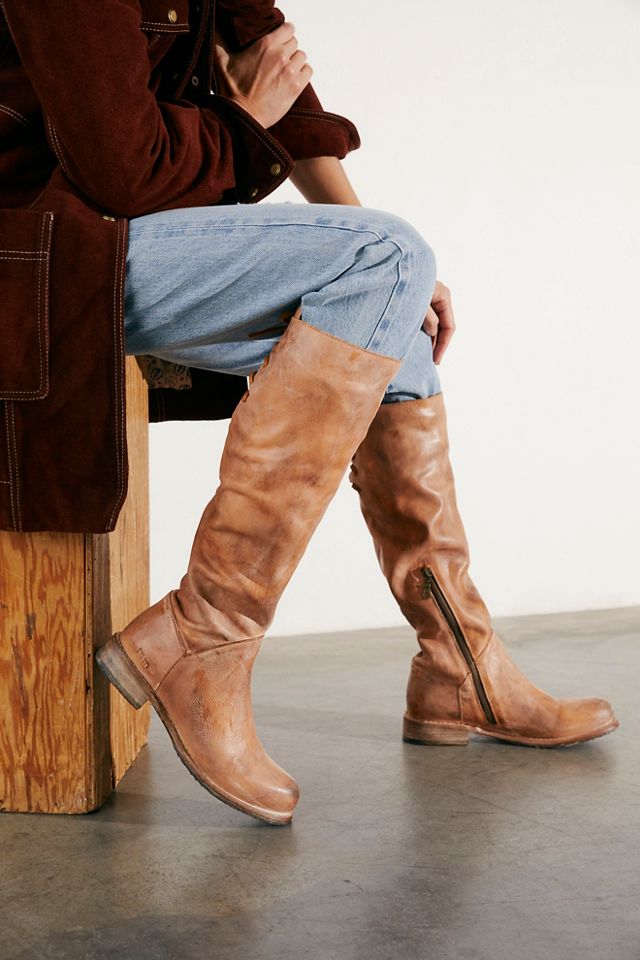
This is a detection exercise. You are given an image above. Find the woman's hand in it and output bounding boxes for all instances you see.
[213,22,313,129]
[423,280,456,365]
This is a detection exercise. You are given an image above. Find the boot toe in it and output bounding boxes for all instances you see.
[560,695,619,742]
[253,768,300,820]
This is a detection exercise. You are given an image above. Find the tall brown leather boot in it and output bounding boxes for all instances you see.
[96,311,401,823]
[349,392,619,748]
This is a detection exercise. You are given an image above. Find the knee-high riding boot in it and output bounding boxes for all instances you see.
[96,312,401,823]
[349,393,619,748]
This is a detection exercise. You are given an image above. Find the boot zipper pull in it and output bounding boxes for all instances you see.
[420,565,433,599]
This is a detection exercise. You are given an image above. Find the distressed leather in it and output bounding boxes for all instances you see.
[115,312,401,820]
[117,604,297,821]
[350,393,619,746]
[0,0,361,533]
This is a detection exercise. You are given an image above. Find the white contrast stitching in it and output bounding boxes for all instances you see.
[285,109,352,128]
[172,6,207,98]
[36,214,51,398]
[46,115,73,180]
[108,220,123,529]
[33,214,45,400]
[221,105,290,165]
[209,102,292,198]
[140,20,189,27]
[3,402,16,529]
[107,219,127,530]
[0,103,30,127]
[0,255,46,261]
[0,249,46,255]
[1,212,52,398]
[10,403,21,529]
[43,215,53,379]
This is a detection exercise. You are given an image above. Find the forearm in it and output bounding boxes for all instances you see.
[289,156,361,205]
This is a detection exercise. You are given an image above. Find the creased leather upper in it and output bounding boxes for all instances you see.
[115,310,400,819]
[351,394,617,743]
[172,312,401,650]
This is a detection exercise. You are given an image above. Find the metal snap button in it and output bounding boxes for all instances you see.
[191,74,200,86]
[269,162,282,176]
[102,215,116,221]
[249,187,259,198]
[167,9,178,22]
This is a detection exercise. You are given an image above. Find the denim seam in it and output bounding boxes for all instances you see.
[361,237,407,355]
[127,220,397,242]
[127,219,410,359]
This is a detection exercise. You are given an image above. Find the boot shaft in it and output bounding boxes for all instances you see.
[174,312,402,652]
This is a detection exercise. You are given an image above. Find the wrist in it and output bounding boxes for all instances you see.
[289,156,361,205]
[226,95,268,128]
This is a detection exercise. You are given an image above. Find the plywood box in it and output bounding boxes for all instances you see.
[0,356,151,813]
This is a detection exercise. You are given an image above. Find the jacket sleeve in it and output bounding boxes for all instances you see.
[266,83,361,161]
[216,0,361,160]
[0,0,288,216]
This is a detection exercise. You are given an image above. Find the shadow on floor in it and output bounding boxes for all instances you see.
[1,606,639,960]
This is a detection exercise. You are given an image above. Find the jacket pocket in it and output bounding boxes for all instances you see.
[139,0,190,35]
[0,208,53,401]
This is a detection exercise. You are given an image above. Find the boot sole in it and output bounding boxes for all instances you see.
[95,634,295,825]
[403,714,620,748]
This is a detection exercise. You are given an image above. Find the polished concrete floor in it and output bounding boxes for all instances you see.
[1,606,639,960]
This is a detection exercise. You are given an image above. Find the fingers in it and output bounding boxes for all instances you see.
[299,61,313,83]
[422,305,439,338]
[432,283,456,365]
[422,306,440,363]
[430,281,453,319]
[432,324,455,365]
[270,20,298,45]
[282,35,299,56]
[289,48,307,68]
[288,48,313,83]
[423,280,456,365]
[263,21,312,84]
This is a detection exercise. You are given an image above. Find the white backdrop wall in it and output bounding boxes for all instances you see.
[149,0,640,635]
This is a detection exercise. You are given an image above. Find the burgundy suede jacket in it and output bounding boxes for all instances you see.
[0,0,361,533]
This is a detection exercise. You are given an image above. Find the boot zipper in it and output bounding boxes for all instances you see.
[420,565,497,726]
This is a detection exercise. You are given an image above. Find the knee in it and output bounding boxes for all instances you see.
[379,211,437,290]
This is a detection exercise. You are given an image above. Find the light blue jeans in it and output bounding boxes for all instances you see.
[123,201,442,402]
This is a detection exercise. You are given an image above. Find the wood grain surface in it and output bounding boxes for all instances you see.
[0,356,151,813]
